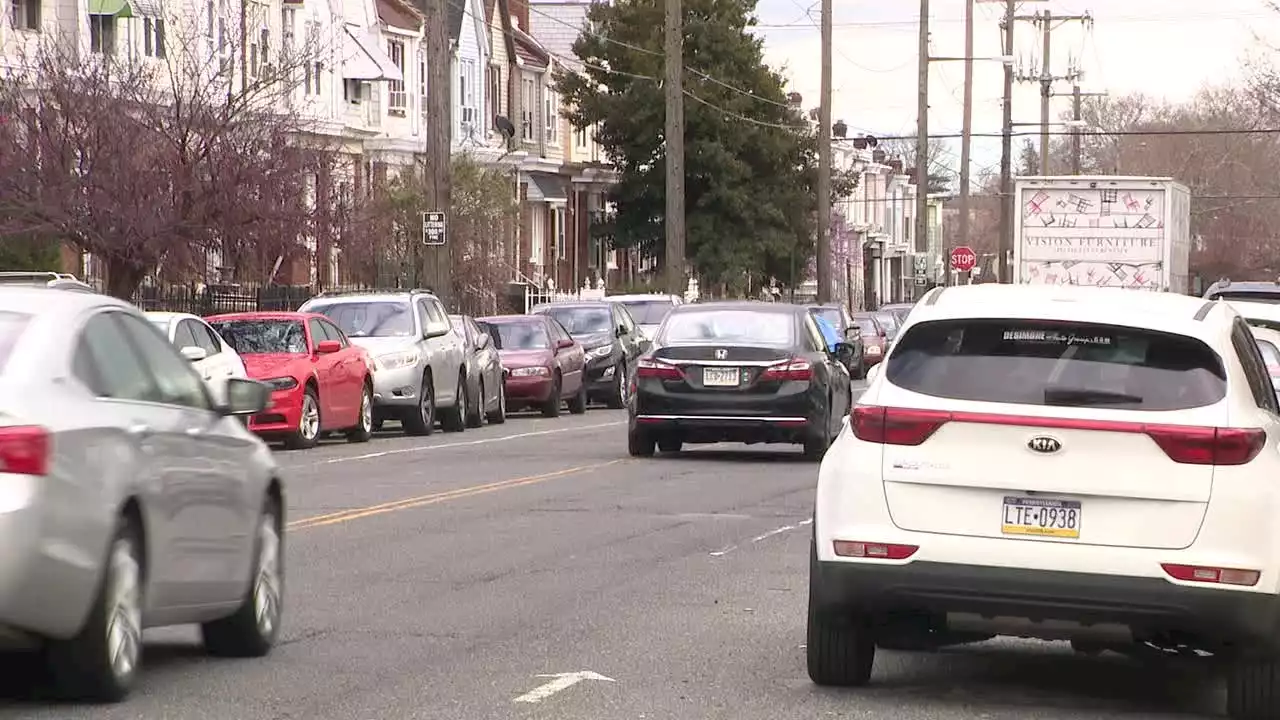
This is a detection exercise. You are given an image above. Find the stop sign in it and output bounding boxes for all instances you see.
[950,246,977,272]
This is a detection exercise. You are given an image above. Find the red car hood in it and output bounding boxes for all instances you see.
[499,349,552,367]
[241,353,309,380]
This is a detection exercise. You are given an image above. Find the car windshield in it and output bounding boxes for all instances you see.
[542,306,612,336]
[1258,339,1280,375]
[852,316,879,335]
[810,308,843,330]
[617,300,673,325]
[886,319,1227,411]
[495,322,550,350]
[307,301,415,338]
[210,319,308,355]
[1211,292,1280,304]
[661,310,794,347]
[0,311,31,371]
[874,312,900,338]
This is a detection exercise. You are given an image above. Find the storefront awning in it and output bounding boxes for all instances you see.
[525,173,567,204]
[88,0,138,17]
[342,26,403,82]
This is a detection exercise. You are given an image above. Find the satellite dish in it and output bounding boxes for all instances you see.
[494,115,516,139]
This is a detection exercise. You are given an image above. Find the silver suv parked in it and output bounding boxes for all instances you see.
[299,289,467,435]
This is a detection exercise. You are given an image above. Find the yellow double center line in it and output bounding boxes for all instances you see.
[287,459,624,530]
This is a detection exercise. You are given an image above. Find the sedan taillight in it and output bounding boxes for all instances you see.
[636,357,682,380]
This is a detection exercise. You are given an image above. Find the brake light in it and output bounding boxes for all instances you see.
[833,540,918,560]
[636,357,682,380]
[0,425,49,476]
[759,357,812,382]
[850,406,948,446]
[1161,563,1260,586]
[848,406,1266,464]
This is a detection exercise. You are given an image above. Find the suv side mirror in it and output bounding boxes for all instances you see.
[219,378,271,416]
[180,345,208,362]
[424,323,449,339]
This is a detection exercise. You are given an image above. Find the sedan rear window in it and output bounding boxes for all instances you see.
[1257,339,1280,375]
[661,310,794,347]
[493,322,549,350]
[0,312,31,371]
[618,301,673,325]
[886,319,1227,411]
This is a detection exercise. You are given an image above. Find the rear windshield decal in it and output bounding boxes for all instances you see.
[1002,329,1113,346]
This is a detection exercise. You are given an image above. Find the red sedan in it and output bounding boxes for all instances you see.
[478,314,587,417]
[207,311,375,449]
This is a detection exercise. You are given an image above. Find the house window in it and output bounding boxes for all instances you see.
[303,21,322,95]
[142,17,165,58]
[387,40,406,114]
[418,51,426,117]
[553,207,566,260]
[10,0,38,30]
[530,205,545,264]
[486,63,501,118]
[459,58,477,129]
[88,15,116,54]
[520,75,535,141]
[574,125,587,150]
[281,8,295,57]
[205,0,214,37]
[544,86,558,144]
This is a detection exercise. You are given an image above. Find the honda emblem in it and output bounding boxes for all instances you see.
[714,349,727,360]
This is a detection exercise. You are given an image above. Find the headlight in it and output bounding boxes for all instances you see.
[509,366,550,377]
[263,376,298,391]
[376,350,420,371]
[586,345,613,361]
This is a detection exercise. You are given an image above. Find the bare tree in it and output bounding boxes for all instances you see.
[877,138,955,194]
[0,16,337,297]
[358,155,517,314]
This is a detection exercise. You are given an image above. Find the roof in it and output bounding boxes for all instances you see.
[527,1,587,71]
[669,301,802,314]
[478,314,547,324]
[513,27,550,68]
[144,311,200,323]
[0,286,125,314]
[377,0,422,31]
[909,284,1230,339]
[206,311,323,322]
[531,301,612,311]
[1204,280,1280,299]
[1227,301,1280,323]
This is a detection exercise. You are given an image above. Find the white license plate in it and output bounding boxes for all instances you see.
[703,367,740,387]
[1001,496,1081,539]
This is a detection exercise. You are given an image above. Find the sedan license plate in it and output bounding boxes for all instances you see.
[703,367,740,387]
[1001,496,1081,539]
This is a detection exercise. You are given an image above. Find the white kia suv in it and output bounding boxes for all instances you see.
[810,284,1280,719]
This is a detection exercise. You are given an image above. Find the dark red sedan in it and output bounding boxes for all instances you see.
[478,314,587,417]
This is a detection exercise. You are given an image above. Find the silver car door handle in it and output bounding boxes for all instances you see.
[128,424,151,437]
[185,426,204,436]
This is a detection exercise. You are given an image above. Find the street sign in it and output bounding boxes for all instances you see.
[950,246,977,273]
[422,211,447,246]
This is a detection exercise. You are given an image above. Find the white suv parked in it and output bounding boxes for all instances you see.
[810,284,1280,718]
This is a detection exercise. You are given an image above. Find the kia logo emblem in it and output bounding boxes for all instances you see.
[714,349,727,360]
[1027,436,1062,454]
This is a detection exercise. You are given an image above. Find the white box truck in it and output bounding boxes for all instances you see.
[1012,175,1191,293]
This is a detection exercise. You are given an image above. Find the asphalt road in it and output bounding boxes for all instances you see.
[0,390,1228,719]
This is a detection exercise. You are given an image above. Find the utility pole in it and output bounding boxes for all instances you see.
[1069,82,1108,174]
[663,0,685,297]
[914,0,930,285]
[423,0,452,303]
[1039,10,1051,174]
[997,0,1014,283]
[956,0,974,287]
[815,0,832,303]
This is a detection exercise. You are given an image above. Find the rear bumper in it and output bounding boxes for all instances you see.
[812,557,1280,653]
[632,414,812,444]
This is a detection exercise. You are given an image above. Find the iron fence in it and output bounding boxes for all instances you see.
[131,285,317,316]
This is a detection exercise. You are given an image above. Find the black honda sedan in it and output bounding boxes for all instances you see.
[627,301,853,460]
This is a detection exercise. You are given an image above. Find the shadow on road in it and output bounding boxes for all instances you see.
[813,641,1223,716]
[654,448,814,464]
[0,642,212,706]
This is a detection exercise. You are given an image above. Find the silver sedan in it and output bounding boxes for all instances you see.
[0,287,284,701]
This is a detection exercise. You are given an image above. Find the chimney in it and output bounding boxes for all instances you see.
[509,0,530,33]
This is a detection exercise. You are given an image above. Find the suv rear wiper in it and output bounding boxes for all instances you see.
[1043,387,1144,406]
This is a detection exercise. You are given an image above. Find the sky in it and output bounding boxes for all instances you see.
[753,0,1280,182]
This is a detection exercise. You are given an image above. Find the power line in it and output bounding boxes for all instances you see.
[752,10,1273,30]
